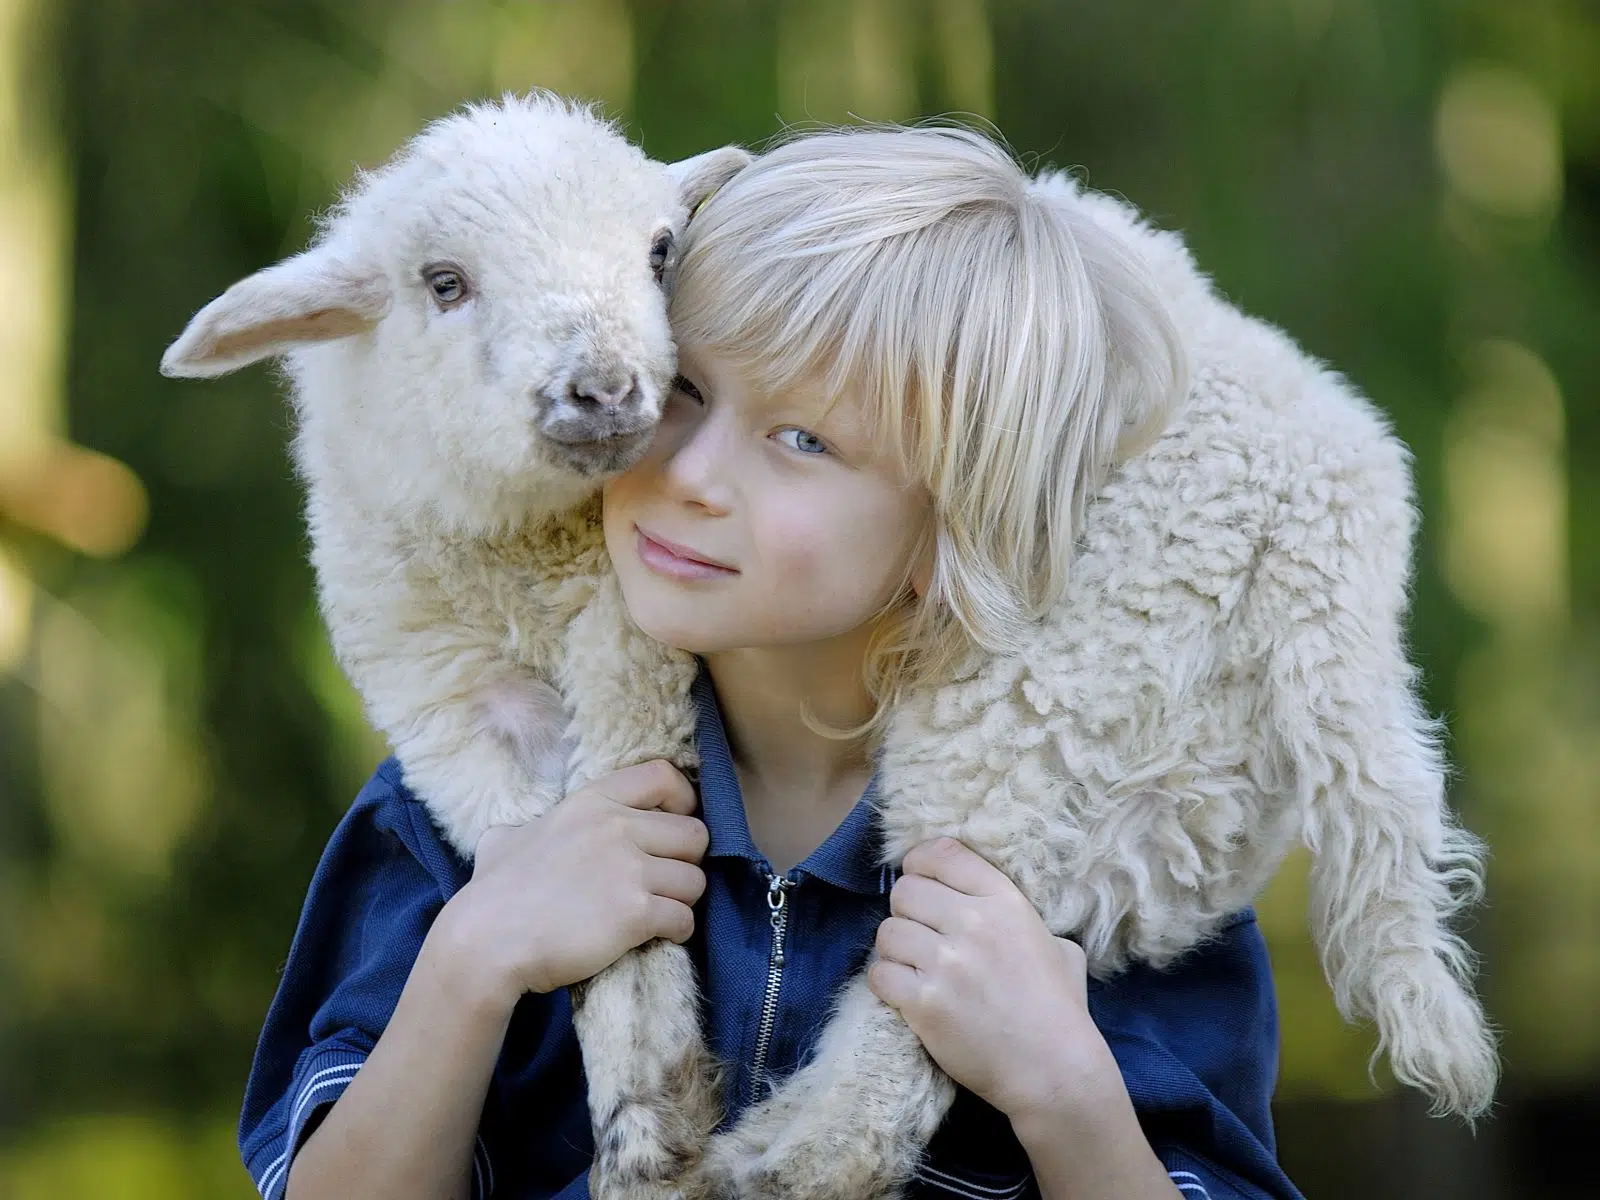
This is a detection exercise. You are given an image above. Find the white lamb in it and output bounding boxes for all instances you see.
[161,93,748,1198]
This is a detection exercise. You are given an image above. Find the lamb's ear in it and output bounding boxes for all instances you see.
[160,249,390,379]
[664,145,751,217]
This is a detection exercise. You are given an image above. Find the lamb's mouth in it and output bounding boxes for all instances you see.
[540,426,656,477]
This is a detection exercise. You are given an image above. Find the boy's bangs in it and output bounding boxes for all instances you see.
[681,187,1017,489]
[669,209,934,475]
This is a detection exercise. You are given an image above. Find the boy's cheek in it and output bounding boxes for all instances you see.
[765,509,905,609]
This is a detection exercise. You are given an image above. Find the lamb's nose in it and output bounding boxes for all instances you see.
[568,369,637,409]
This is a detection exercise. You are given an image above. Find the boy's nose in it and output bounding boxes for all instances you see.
[662,414,735,514]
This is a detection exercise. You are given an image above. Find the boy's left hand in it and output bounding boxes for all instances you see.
[868,837,1122,1125]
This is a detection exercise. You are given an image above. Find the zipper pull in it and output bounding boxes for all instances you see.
[766,873,793,966]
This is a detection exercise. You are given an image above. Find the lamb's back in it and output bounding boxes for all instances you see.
[878,279,1421,974]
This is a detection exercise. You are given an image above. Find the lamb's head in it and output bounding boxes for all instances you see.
[161,93,748,527]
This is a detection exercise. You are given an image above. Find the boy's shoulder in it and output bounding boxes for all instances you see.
[1087,908,1273,1057]
[334,756,474,900]
[1087,910,1285,1174]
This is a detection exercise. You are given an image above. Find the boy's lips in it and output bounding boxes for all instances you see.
[634,526,739,580]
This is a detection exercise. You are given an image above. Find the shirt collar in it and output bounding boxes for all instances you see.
[691,667,893,896]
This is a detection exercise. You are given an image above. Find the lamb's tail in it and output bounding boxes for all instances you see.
[1294,677,1499,1120]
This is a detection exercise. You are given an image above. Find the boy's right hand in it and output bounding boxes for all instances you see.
[436,760,708,1011]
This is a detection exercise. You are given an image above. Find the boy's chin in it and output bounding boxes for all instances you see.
[624,608,729,656]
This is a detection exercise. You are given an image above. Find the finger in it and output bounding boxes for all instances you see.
[900,837,1011,897]
[887,873,971,934]
[866,957,922,1014]
[631,811,709,862]
[590,760,697,815]
[875,915,943,970]
[645,857,707,907]
[644,895,697,945]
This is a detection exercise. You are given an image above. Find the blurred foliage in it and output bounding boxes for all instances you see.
[0,1,1595,1196]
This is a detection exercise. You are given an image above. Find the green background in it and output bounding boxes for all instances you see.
[0,1,1595,1196]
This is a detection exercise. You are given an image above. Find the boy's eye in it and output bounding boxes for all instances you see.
[672,374,704,403]
[774,428,828,455]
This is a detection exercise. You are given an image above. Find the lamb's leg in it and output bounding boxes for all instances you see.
[561,569,718,1198]
[561,567,701,786]
[574,942,725,1199]
[694,975,955,1200]
[376,666,572,857]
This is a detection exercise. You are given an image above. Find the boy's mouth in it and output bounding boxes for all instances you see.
[634,525,739,580]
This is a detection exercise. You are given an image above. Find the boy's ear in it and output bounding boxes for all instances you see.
[160,248,391,378]
[665,145,752,218]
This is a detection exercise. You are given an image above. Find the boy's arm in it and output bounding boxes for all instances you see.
[239,768,505,1200]
[245,759,706,1200]
[284,907,514,1200]
[1010,1080,1181,1200]
[869,838,1299,1200]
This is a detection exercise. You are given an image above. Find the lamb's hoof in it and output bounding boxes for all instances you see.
[587,1053,723,1200]
[587,1125,707,1200]
[588,1110,718,1200]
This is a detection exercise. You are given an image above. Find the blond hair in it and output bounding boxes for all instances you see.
[671,124,1189,729]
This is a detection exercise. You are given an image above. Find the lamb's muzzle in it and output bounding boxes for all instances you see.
[538,365,659,476]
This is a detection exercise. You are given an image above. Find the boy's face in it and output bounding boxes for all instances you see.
[602,334,932,656]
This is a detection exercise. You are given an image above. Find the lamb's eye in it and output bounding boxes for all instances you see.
[649,230,676,284]
[423,266,470,307]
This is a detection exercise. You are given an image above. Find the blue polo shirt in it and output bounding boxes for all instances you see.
[240,672,1303,1199]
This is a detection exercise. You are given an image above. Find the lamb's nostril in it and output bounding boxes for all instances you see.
[568,369,637,409]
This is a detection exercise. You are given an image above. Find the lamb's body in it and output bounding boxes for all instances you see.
[302,472,608,846]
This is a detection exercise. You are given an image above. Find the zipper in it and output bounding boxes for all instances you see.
[748,870,795,1101]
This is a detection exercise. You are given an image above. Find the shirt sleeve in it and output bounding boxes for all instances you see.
[1087,910,1305,1200]
[237,760,492,1198]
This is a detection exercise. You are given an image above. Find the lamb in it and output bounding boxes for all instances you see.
[161,92,749,1199]
[530,177,1500,1198]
